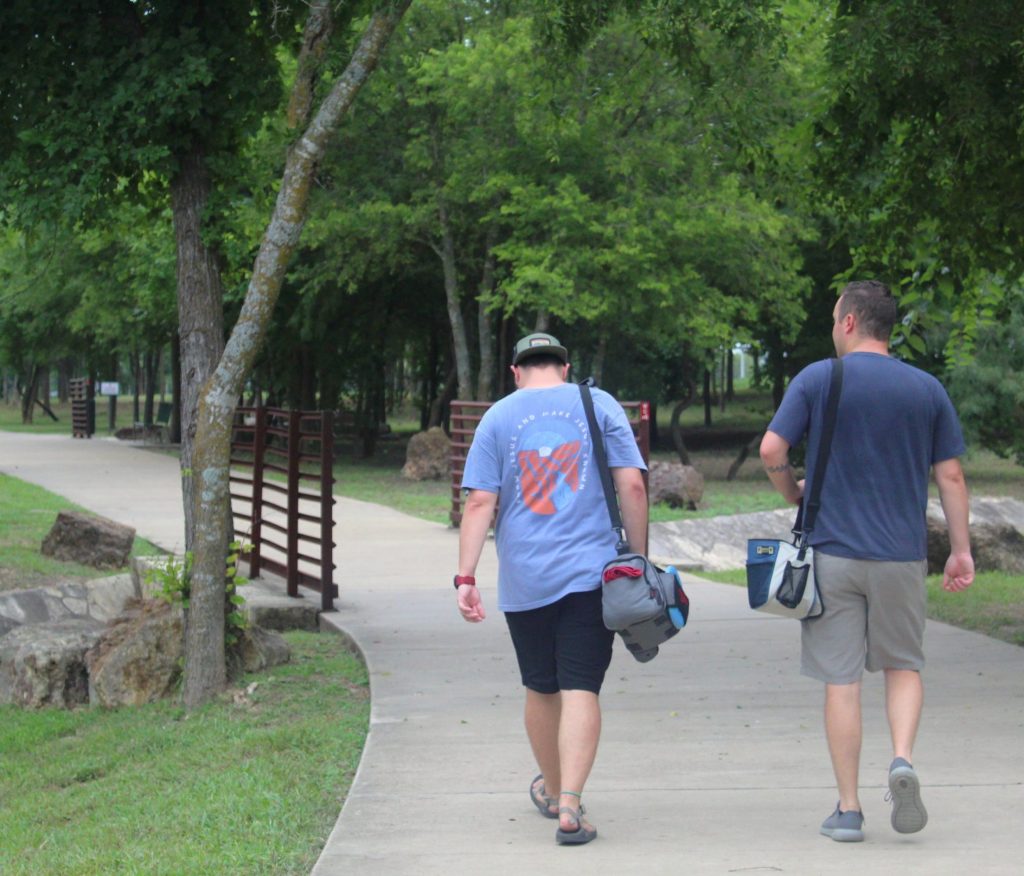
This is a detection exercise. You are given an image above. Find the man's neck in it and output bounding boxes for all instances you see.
[517,368,566,389]
[843,338,890,357]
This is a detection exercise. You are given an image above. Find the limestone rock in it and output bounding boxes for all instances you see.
[0,618,105,708]
[83,574,140,622]
[229,625,291,679]
[41,510,136,569]
[648,460,705,509]
[926,496,1024,574]
[401,427,451,481]
[86,599,184,708]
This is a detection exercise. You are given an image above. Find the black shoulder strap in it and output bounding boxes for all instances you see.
[795,357,843,542]
[579,379,628,552]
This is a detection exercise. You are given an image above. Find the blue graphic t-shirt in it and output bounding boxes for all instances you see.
[461,382,646,612]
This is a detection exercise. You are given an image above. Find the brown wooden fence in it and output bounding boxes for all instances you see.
[229,407,337,610]
[70,377,95,438]
[449,398,651,526]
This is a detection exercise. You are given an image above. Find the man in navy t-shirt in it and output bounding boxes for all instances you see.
[760,280,974,843]
[456,332,647,845]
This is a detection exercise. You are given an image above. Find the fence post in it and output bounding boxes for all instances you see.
[320,411,336,611]
[286,411,300,598]
[249,406,266,578]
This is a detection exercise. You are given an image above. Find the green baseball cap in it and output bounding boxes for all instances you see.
[512,332,569,365]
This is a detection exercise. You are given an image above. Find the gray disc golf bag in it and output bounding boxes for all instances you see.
[602,553,689,663]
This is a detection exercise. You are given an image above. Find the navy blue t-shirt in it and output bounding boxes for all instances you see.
[767,352,965,561]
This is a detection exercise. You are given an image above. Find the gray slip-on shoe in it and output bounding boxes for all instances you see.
[820,805,864,842]
[888,757,928,834]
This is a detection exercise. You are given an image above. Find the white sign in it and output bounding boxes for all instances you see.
[99,382,120,396]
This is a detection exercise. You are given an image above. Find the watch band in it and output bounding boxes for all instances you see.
[453,575,477,589]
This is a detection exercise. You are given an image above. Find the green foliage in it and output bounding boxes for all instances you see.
[143,543,248,646]
[145,552,194,609]
[946,287,1024,464]
[817,0,1024,358]
[0,1,292,225]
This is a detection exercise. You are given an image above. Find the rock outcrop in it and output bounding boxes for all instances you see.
[41,510,136,569]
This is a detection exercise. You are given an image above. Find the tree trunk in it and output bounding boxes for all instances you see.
[171,141,227,552]
[57,358,73,403]
[669,377,696,466]
[170,335,182,444]
[144,348,160,426]
[428,362,457,429]
[726,345,735,400]
[20,364,39,424]
[182,1,411,709]
[590,335,607,386]
[703,367,712,427]
[132,349,142,424]
[475,229,498,400]
[436,198,473,399]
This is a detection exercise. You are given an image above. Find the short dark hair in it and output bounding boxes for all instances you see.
[516,353,566,369]
[838,279,899,341]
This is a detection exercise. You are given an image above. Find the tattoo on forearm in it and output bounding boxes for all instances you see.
[764,462,790,473]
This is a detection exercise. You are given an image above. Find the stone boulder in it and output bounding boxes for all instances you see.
[41,510,136,569]
[0,575,141,639]
[402,427,451,481]
[648,460,705,509]
[0,618,105,708]
[228,625,291,679]
[926,496,1024,575]
[86,599,184,708]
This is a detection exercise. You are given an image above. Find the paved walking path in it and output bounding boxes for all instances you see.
[2,431,1022,875]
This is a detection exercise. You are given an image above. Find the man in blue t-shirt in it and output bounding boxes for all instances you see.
[760,280,974,843]
[456,332,647,846]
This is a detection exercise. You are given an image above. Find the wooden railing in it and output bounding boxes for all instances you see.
[70,377,95,438]
[229,407,337,610]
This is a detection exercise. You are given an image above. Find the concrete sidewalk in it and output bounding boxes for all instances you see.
[1,431,1022,875]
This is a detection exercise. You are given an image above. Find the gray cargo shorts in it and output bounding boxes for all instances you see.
[801,551,928,685]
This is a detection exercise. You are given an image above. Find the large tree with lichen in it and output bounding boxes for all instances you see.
[0,0,412,706]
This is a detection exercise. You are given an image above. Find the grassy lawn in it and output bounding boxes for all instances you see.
[0,397,149,436]
[0,472,159,593]
[0,631,369,876]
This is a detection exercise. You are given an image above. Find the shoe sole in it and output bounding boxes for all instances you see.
[820,826,864,843]
[889,766,928,834]
[556,826,597,845]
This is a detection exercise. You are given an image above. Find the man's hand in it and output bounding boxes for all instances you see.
[457,584,486,622]
[942,551,975,592]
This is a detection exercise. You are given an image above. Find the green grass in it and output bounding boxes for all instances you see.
[927,571,1024,645]
[0,631,369,876]
[0,473,159,592]
[696,568,1024,648]
[0,398,153,436]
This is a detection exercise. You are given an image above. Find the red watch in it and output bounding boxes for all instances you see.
[453,575,476,589]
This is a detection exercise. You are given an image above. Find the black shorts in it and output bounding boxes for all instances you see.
[504,589,614,695]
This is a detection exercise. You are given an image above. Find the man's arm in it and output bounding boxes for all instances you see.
[456,488,498,621]
[933,457,974,592]
[611,467,648,554]
[759,430,804,505]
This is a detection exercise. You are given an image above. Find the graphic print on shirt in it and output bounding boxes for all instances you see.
[514,414,588,516]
